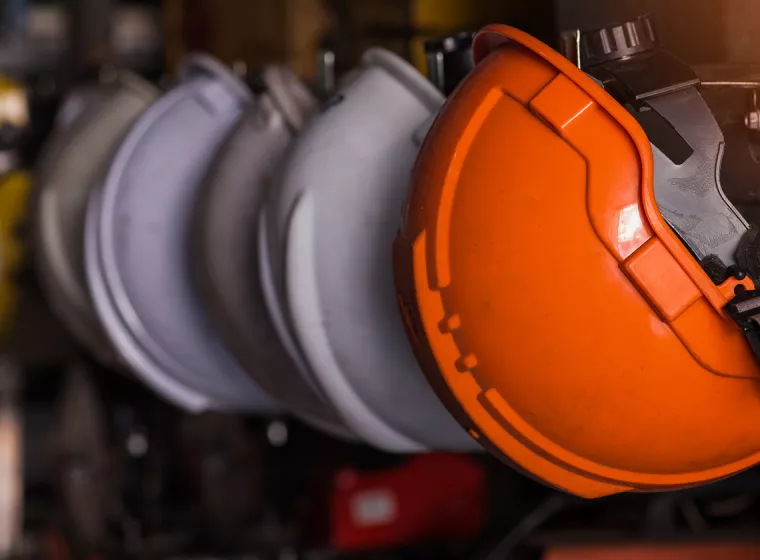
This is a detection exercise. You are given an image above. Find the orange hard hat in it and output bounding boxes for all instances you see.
[394,22,760,498]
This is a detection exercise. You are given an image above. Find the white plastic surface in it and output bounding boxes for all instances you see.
[192,68,353,438]
[86,55,278,413]
[258,49,478,452]
[34,72,158,368]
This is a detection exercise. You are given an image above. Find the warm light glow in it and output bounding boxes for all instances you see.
[618,203,649,257]
[0,91,28,129]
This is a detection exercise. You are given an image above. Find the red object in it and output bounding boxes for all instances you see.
[330,454,485,551]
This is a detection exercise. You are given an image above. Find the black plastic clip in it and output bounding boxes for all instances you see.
[725,288,760,358]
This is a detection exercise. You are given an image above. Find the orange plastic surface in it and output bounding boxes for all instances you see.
[394,25,760,498]
[473,26,754,313]
[622,238,701,322]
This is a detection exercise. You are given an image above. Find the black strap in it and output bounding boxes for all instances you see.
[582,19,760,361]
[725,289,760,358]
[736,226,760,283]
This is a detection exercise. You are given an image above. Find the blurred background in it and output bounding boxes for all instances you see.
[2,1,760,559]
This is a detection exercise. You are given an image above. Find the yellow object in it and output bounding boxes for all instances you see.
[0,171,30,338]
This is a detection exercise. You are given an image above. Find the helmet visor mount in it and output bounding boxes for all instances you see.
[573,17,760,365]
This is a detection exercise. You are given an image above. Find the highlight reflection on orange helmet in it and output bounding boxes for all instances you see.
[394,21,760,498]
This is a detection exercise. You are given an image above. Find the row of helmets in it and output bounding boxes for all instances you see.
[33,33,479,452]
[40,14,760,500]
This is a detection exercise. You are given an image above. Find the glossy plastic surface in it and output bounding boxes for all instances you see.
[86,55,278,413]
[395,25,760,497]
[192,69,352,438]
[259,48,476,452]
